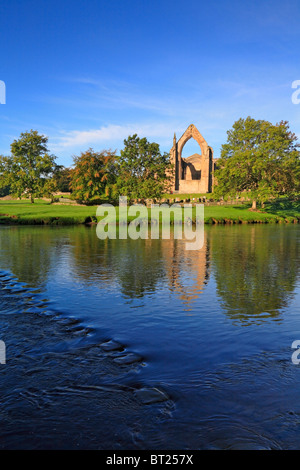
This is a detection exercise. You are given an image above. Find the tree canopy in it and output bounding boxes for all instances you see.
[53,165,72,193]
[116,134,172,200]
[0,130,57,203]
[214,117,300,208]
[70,148,116,202]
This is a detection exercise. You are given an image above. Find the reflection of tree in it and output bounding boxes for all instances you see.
[3,224,296,325]
[0,226,62,288]
[210,225,300,324]
[0,226,184,299]
[71,228,166,298]
[112,239,166,298]
[71,228,211,302]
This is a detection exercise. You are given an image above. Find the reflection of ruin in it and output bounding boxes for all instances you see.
[170,124,217,193]
[162,231,210,311]
[69,228,211,307]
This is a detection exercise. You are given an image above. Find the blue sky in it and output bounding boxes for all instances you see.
[0,0,300,166]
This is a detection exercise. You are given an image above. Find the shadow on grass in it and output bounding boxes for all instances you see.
[264,199,300,218]
[229,203,252,211]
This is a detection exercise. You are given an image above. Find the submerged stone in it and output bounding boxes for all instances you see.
[113,353,142,364]
[100,340,124,352]
[134,387,169,404]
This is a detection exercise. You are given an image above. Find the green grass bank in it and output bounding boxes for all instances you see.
[0,198,299,226]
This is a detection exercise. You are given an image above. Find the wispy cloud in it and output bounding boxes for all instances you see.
[50,122,185,152]
[40,76,179,115]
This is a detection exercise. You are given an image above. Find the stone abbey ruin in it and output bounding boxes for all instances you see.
[170,124,217,193]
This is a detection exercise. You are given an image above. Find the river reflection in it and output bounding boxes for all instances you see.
[1,225,300,449]
[1,224,299,324]
[210,225,300,324]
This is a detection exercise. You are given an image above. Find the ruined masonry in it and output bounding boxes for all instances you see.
[170,124,216,193]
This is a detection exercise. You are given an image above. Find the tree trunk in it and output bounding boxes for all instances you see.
[252,199,257,210]
[30,194,34,203]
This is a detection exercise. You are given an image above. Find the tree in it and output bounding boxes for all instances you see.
[0,156,16,196]
[116,134,172,200]
[42,178,58,203]
[4,130,57,203]
[70,148,116,202]
[52,165,72,193]
[0,182,10,198]
[214,117,300,209]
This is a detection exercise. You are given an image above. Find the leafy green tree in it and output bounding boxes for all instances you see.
[70,148,116,202]
[116,134,172,200]
[0,155,16,196]
[42,177,58,203]
[214,117,300,209]
[53,165,72,193]
[0,183,10,197]
[4,130,57,203]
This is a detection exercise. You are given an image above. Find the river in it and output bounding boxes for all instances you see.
[0,224,299,449]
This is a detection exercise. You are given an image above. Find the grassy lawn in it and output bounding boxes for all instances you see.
[202,204,279,223]
[0,199,98,224]
[0,198,299,225]
[203,199,300,223]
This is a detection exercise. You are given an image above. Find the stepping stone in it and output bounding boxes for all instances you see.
[100,340,124,352]
[72,327,93,336]
[58,318,81,326]
[134,387,169,404]
[24,307,43,314]
[113,353,142,364]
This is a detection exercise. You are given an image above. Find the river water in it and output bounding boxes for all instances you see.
[0,224,300,449]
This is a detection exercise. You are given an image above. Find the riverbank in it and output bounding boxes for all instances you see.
[0,198,299,225]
